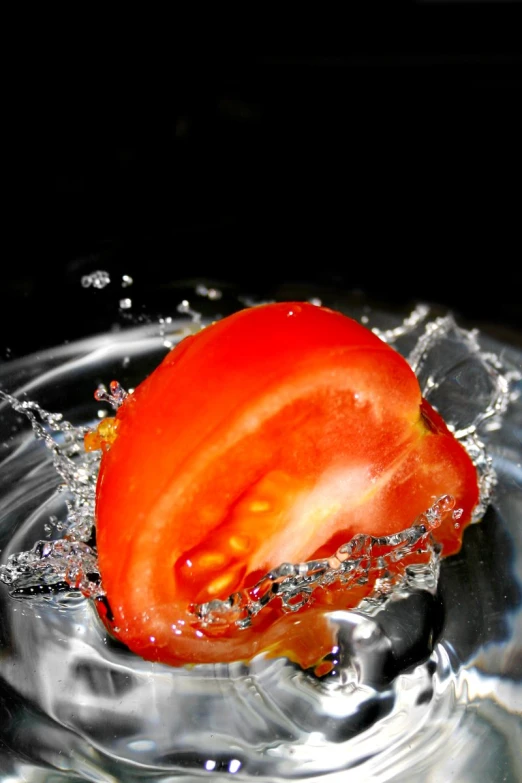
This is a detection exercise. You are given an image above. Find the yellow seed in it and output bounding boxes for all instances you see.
[84,430,101,452]
[229,535,250,553]
[206,572,236,596]
[195,551,227,569]
[84,417,120,452]
[98,417,119,439]
[250,500,271,513]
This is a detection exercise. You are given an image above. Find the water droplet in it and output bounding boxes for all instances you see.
[177,299,202,324]
[93,381,128,410]
[196,284,222,301]
[94,385,108,402]
[81,270,110,289]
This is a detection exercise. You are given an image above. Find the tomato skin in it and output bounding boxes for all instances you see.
[92,302,479,668]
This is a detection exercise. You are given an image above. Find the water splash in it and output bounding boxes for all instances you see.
[194,496,451,631]
[0,392,99,610]
[93,380,128,409]
[406,314,521,524]
[371,303,430,343]
[0,302,520,782]
[1,538,102,600]
[0,390,98,506]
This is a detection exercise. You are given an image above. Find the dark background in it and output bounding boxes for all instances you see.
[3,11,522,358]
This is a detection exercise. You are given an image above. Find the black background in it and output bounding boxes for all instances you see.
[3,10,522,358]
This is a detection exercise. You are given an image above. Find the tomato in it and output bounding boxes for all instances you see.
[89,302,479,669]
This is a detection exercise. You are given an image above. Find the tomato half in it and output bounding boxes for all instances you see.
[90,302,479,668]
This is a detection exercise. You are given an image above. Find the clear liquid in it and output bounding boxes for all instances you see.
[0,296,521,782]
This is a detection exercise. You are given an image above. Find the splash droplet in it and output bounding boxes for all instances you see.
[81,270,110,289]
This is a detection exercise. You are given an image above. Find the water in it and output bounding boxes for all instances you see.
[0,294,521,782]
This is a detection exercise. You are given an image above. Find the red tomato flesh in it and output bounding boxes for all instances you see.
[91,303,479,668]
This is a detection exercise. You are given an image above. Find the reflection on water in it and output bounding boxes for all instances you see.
[0,294,521,782]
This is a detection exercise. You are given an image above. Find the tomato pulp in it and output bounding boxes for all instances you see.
[89,303,479,668]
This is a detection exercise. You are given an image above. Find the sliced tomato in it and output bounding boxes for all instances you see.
[91,302,479,668]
